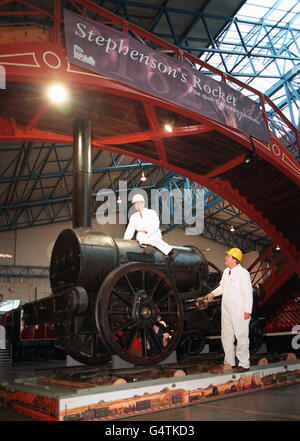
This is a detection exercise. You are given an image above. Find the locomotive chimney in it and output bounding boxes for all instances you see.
[72,117,92,229]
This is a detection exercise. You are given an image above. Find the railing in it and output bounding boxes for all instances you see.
[0,0,299,157]
[248,243,288,287]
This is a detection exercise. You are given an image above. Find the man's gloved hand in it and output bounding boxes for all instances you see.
[205,293,214,300]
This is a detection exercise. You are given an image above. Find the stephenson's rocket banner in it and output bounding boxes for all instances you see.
[64,9,270,144]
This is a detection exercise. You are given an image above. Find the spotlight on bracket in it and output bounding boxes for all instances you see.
[244,150,253,164]
[245,136,258,164]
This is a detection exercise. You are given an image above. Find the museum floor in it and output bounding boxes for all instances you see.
[0,359,299,422]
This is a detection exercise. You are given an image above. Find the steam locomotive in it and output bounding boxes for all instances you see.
[17,119,265,365]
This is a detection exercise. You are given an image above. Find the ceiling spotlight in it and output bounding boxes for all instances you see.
[164,123,173,133]
[244,150,253,164]
[140,171,147,182]
[117,195,122,204]
[230,225,235,232]
[245,137,258,164]
[47,84,68,104]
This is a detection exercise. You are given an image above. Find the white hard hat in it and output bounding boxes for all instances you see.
[132,194,145,203]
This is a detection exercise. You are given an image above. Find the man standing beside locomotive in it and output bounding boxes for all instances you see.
[206,248,253,372]
[124,194,177,258]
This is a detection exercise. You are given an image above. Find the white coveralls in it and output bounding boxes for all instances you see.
[124,207,172,255]
[0,325,6,350]
[212,264,253,369]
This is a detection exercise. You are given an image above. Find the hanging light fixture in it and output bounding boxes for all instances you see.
[140,171,147,182]
[244,150,253,164]
[276,244,280,251]
[117,195,122,204]
[244,136,258,164]
[230,225,235,232]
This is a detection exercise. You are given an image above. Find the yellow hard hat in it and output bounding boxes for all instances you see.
[226,248,243,261]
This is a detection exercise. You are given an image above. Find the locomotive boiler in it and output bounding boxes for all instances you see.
[23,226,220,365]
[21,118,264,366]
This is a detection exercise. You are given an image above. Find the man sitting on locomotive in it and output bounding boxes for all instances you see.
[124,194,178,258]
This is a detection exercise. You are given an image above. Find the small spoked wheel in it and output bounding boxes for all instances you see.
[59,333,111,365]
[249,319,264,354]
[178,333,207,356]
[96,262,183,365]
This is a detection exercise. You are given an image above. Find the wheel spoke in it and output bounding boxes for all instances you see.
[149,275,162,298]
[149,327,164,352]
[141,270,146,291]
[112,289,132,307]
[112,318,135,336]
[156,292,173,306]
[159,311,179,316]
[108,309,131,315]
[125,326,138,351]
[140,328,148,358]
[124,274,136,296]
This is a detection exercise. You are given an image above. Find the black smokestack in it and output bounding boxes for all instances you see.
[72,118,92,228]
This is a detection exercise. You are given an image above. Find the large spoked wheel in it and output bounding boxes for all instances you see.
[96,263,184,365]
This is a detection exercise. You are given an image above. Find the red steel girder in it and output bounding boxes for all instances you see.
[143,102,168,163]
[0,0,299,152]
[94,124,213,146]
[0,116,298,279]
[0,42,298,185]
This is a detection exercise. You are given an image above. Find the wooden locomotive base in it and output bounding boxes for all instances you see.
[0,353,299,421]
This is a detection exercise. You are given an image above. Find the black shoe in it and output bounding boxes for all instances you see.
[169,249,179,259]
[235,366,249,373]
[144,246,156,254]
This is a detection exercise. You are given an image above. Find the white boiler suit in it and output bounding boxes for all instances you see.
[124,207,172,256]
[0,325,6,349]
[212,264,253,369]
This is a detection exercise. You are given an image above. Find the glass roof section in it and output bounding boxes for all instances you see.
[198,0,300,126]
